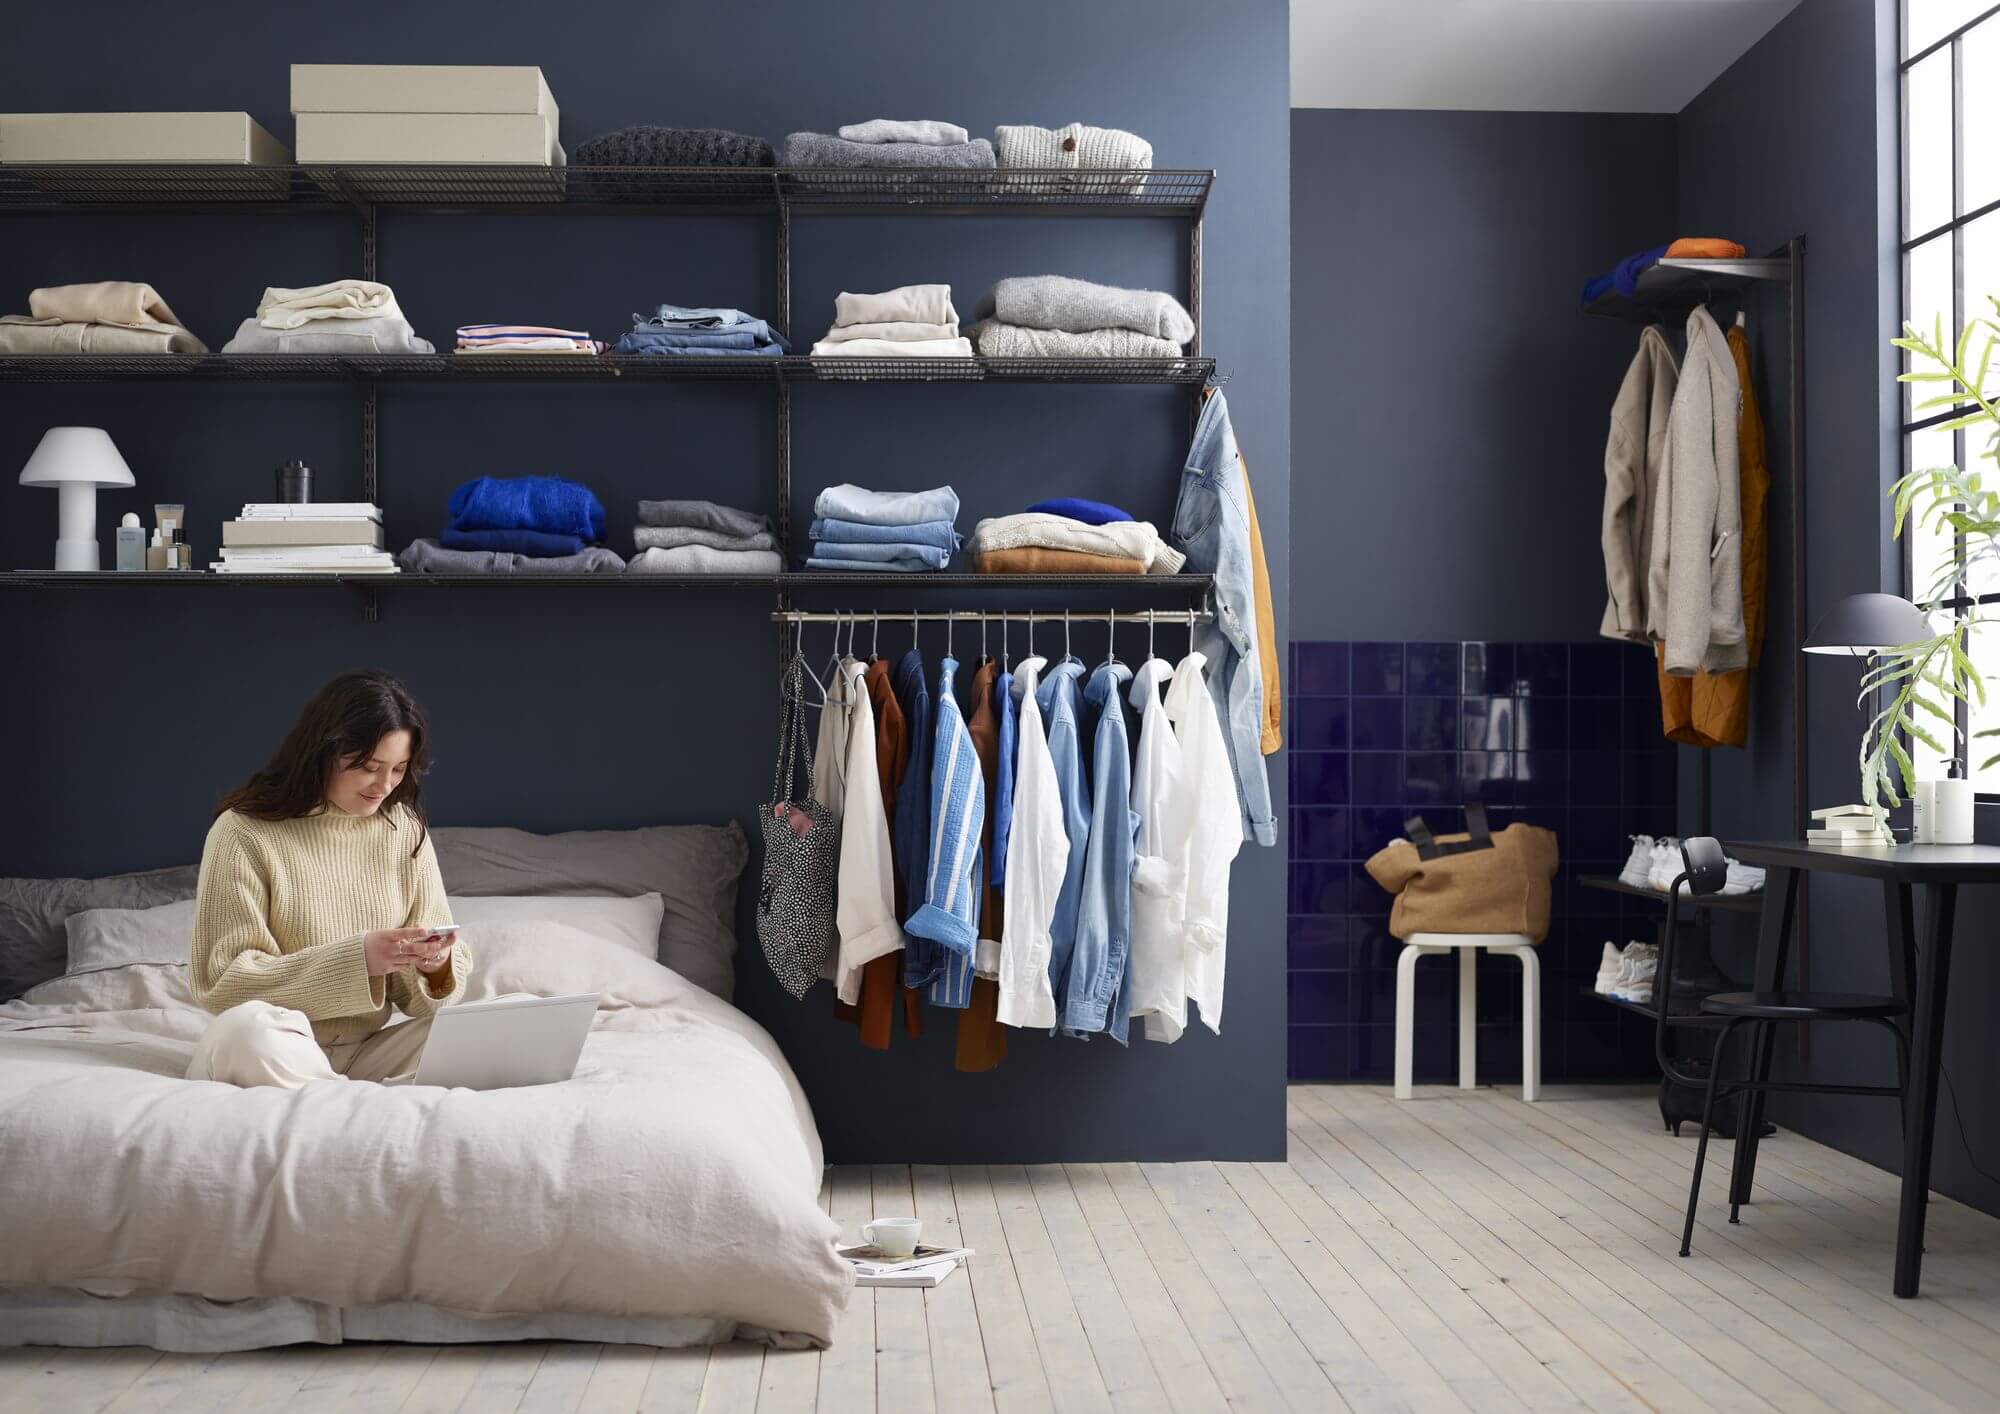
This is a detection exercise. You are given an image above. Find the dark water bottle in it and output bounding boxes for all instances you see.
[276,459,312,504]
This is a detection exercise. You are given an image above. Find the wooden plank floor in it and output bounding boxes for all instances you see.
[9,1084,2000,1413]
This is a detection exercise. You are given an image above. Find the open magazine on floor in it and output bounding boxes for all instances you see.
[838,1241,974,1287]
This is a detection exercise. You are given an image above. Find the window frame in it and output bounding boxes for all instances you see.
[1900,2,2000,795]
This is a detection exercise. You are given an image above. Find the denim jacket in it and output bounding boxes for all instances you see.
[1171,390,1276,846]
[1067,661,1138,1042]
[1035,659,1091,1017]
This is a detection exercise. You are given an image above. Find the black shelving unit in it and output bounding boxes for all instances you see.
[0,160,1218,623]
[1575,873,1763,914]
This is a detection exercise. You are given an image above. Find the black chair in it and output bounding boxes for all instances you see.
[1656,836,1910,1258]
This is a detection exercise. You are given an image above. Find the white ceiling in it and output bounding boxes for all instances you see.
[1291,0,1804,113]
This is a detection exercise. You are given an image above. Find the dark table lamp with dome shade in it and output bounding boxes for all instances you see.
[1803,592,1948,840]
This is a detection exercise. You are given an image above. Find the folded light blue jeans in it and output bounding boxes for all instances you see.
[808,540,954,569]
[808,516,962,550]
[812,483,960,528]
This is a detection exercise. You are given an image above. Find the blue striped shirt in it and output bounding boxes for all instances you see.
[905,656,985,1006]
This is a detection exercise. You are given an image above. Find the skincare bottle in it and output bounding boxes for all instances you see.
[155,503,184,540]
[115,513,145,572]
[1935,765,1976,845]
[171,527,191,571]
[1912,780,1936,845]
[145,527,169,571]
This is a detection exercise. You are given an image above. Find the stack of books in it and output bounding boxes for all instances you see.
[1808,804,1892,847]
[213,503,397,575]
[836,1241,974,1289]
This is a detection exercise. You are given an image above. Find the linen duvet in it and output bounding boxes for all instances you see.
[0,921,851,1350]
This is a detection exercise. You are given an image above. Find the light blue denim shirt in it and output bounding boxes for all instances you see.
[1066,660,1138,1042]
[1035,658,1091,1017]
[1171,390,1276,847]
[908,655,984,1007]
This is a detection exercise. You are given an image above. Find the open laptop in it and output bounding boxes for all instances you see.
[387,993,600,1090]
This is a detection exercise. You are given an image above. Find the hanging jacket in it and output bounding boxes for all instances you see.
[1171,390,1276,847]
[807,655,855,978]
[1656,318,1770,749]
[1648,305,1747,676]
[1067,661,1138,1042]
[1125,657,1190,1039]
[1036,658,1092,1016]
[1242,463,1283,754]
[832,659,902,1004]
[1167,650,1241,1036]
[907,655,985,1003]
[992,660,1017,888]
[953,657,1008,1072]
[1600,325,1680,644]
[891,648,932,932]
[833,659,926,1047]
[997,656,1064,1029]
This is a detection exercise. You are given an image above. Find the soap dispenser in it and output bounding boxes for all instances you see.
[115,512,145,572]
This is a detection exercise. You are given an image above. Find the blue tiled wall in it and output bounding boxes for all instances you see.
[1287,641,1679,1083]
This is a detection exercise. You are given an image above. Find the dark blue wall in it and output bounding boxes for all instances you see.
[1289,108,1680,641]
[0,0,1292,1164]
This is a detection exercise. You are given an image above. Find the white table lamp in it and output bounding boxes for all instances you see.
[18,427,136,571]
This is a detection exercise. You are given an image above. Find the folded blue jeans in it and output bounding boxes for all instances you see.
[803,556,940,573]
[808,516,962,550]
[634,303,758,329]
[809,539,954,569]
[812,483,960,528]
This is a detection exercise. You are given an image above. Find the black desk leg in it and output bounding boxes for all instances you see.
[1730,864,1799,1208]
[1896,882,1957,1298]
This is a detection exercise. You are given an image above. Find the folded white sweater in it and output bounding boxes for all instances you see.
[967,513,1186,574]
[833,285,957,328]
[810,337,974,358]
[816,320,960,344]
[256,279,402,331]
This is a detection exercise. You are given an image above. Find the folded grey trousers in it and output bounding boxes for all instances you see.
[396,539,625,574]
[781,132,996,170]
[635,499,772,538]
[633,525,777,553]
[987,275,1195,343]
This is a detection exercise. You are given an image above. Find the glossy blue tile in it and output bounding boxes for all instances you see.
[1353,1021,1453,1079]
[1405,642,1459,696]
[1622,750,1675,806]
[1350,697,1402,750]
[1570,642,1624,697]
[1352,807,1405,858]
[1292,752,1350,806]
[1349,862,1392,916]
[1292,807,1351,861]
[1571,807,1624,862]
[1351,642,1405,695]
[1349,917,1400,969]
[1405,696,1459,751]
[1288,916,1349,970]
[1570,750,1621,805]
[1292,697,1349,750]
[1518,642,1567,697]
[1352,752,1403,804]
[1289,1025,1349,1081]
[1461,696,1515,751]
[1288,862,1348,916]
[1515,750,1568,805]
[1623,690,1663,744]
[1404,751,1458,805]
[1294,641,1350,695]
[1515,697,1569,749]
[1464,641,1516,695]
[1461,750,1514,805]
[1288,971,1349,1026]
[1621,644,1660,697]
[1570,698,1621,749]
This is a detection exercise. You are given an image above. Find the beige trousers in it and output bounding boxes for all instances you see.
[186,1000,435,1088]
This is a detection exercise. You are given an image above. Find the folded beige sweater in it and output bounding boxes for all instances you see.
[967,513,1185,574]
[29,281,189,334]
[256,279,402,331]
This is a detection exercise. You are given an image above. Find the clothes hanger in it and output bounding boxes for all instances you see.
[999,608,1010,670]
[1102,605,1122,669]
[1145,608,1158,665]
[1063,608,1074,665]
[870,608,881,663]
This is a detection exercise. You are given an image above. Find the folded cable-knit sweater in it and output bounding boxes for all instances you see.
[986,275,1194,343]
[973,319,1184,359]
[968,513,1185,575]
[782,132,996,170]
[992,123,1153,173]
[573,126,773,167]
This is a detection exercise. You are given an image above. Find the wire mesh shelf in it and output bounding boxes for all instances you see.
[780,572,1215,591]
[0,164,1208,214]
[2,570,779,589]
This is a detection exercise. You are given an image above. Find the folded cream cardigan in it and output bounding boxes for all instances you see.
[968,513,1186,575]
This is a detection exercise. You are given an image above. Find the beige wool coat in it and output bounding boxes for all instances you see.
[1600,324,1680,643]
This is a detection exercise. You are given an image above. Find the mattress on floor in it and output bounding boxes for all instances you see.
[0,931,851,1350]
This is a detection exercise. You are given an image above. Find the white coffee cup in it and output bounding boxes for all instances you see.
[863,1217,922,1258]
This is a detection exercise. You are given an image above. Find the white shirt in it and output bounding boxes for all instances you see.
[808,657,854,983]
[995,656,1064,1029]
[1167,651,1241,1035]
[1125,656,1191,1040]
[831,659,902,1003]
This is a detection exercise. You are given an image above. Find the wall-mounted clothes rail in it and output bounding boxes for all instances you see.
[770,606,1214,626]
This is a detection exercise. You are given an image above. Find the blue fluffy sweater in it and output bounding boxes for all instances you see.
[447,475,605,541]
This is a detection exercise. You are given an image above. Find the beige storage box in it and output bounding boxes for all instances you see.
[296,112,563,166]
[0,112,289,164]
[290,64,558,125]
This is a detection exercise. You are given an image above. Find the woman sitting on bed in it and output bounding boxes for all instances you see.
[185,668,469,1088]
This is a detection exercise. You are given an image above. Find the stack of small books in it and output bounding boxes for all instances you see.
[213,503,397,575]
[1808,804,1892,847]
[836,1241,974,1288]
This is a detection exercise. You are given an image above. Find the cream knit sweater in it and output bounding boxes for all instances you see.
[188,806,468,1042]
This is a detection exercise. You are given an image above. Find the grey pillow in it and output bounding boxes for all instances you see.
[0,864,200,1000]
[431,823,747,1000]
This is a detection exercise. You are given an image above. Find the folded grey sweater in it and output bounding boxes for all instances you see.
[782,132,996,170]
[973,319,1184,359]
[987,275,1195,343]
[636,499,771,538]
[397,538,625,574]
[633,524,777,553]
[629,545,782,575]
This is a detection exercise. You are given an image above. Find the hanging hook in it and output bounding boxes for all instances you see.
[1147,608,1156,661]
[1025,609,1035,658]
[1064,608,1071,660]
[980,611,989,663]
[945,609,954,660]
[871,608,880,660]
[912,606,919,650]
[1000,608,1010,669]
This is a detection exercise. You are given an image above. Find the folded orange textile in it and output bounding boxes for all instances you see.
[974,546,1146,574]
[1665,237,1746,259]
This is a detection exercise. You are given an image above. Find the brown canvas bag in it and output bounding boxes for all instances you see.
[1363,803,1559,942]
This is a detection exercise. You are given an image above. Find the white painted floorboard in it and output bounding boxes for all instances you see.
[8,1085,2000,1413]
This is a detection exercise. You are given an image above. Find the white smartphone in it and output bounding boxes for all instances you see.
[422,923,463,938]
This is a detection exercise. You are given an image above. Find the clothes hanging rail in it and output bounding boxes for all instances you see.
[770,606,1213,625]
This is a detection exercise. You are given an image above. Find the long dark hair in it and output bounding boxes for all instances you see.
[217,669,432,853]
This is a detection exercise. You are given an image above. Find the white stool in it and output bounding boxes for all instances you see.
[1394,932,1540,1102]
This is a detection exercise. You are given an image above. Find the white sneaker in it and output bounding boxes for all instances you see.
[1613,943,1658,1003]
[1593,942,1625,994]
[1649,840,1682,892]
[1617,836,1656,888]
[1719,862,1765,895]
